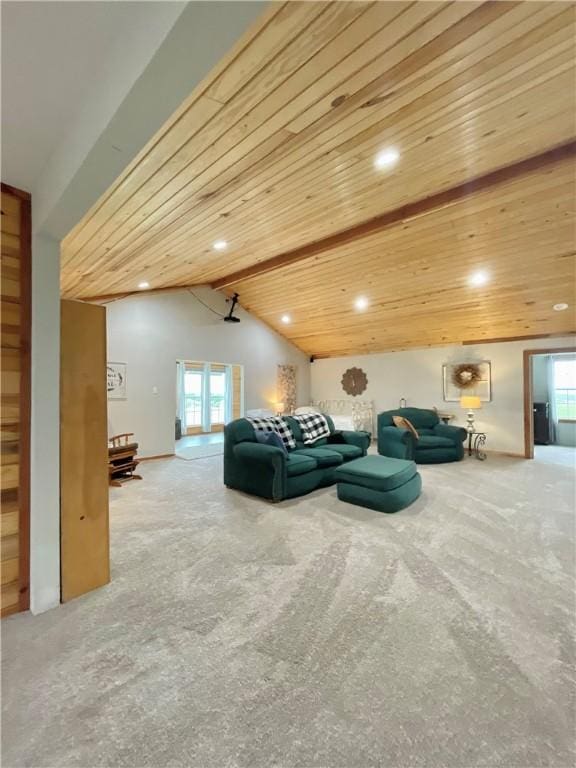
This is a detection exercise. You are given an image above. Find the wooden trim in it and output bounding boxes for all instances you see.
[17,193,31,612]
[184,424,225,436]
[212,140,576,289]
[0,182,31,201]
[1,183,32,616]
[523,346,576,459]
[484,450,526,459]
[463,332,576,346]
[558,419,576,424]
[138,453,175,461]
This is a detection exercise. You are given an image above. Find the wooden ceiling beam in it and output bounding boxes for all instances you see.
[212,139,576,290]
[80,283,205,304]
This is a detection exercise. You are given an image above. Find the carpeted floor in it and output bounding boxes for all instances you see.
[2,453,575,767]
[175,433,224,461]
[175,443,224,460]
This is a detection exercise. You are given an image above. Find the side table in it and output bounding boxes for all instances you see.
[467,431,487,461]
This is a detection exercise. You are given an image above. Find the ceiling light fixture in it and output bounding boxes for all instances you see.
[213,240,228,251]
[354,296,369,311]
[138,281,150,290]
[281,314,291,324]
[553,303,569,312]
[374,147,400,170]
[468,270,489,288]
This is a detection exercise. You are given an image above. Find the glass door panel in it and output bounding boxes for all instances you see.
[210,371,226,424]
[184,370,203,427]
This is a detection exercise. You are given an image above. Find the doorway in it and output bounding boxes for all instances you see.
[175,361,243,459]
[523,347,576,465]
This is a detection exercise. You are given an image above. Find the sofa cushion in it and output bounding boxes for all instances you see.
[335,455,417,492]
[415,448,461,464]
[286,453,317,477]
[292,447,343,468]
[255,430,288,454]
[323,443,362,460]
[416,435,454,449]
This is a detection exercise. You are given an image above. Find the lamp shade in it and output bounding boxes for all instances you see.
[275,402,285,413]
[460,395,482,410]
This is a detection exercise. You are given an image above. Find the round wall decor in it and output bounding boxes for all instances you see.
[341,367,368,396]
[451,362,482,390]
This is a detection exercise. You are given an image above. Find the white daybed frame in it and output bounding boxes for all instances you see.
[310,399,375,435]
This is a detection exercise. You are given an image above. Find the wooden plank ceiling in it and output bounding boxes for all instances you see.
[61,0,576,356]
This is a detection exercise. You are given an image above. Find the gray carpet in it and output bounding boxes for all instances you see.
[2,452,575,767]
[175,443,224,460]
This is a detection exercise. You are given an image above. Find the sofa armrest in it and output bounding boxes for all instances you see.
[233,442,286,466]
[379,426,413,443]
[434,424,467,443]
[340,429,371,455]
[377,425,415,459]
[230,441,287,501]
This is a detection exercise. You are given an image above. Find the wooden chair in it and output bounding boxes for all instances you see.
[108,433,142,487]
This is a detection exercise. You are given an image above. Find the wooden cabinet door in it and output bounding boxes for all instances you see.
[1,183,31,617]
[60,300,109,601]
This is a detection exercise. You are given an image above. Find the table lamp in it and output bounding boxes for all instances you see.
[275,402,285,416]
[460,395,481,433]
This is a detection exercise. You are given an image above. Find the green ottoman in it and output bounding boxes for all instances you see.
[335,455,422,513]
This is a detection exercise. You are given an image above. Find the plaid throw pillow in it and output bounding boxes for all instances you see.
[246,416,296,450]
[292,412,331,445]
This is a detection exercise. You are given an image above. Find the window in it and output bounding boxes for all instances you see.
[184,370,202,426]
[179,362,242,433]
[554,358,576,421]
[209,371,226,424]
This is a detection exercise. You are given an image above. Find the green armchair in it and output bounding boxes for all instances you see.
[378,408,466,464]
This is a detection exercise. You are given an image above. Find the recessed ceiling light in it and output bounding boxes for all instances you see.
[354,296,369,311]
[213,240,228,251]
[374,147,400,170]
[553,303,569,311]
[138,281,150,290]
[468,270,489,287]
[281,314,291,324]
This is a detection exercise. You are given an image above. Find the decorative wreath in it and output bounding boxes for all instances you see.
[451,362,483,390]
[341,367,368,397]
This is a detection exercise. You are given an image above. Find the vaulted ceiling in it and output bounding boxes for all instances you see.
[61,0,576,356]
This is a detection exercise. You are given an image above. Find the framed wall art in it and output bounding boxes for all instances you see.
[107,362,127,400]
[442,361,491,402]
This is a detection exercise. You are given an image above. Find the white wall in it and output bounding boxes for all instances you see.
[311,337,576,456]
[29,234,61,613]
[106,288,310,457]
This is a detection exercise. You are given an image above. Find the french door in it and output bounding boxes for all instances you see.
[179,362,242,435]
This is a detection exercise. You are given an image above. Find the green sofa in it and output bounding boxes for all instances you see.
[224,415,371,501]
[377,407,467,464]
